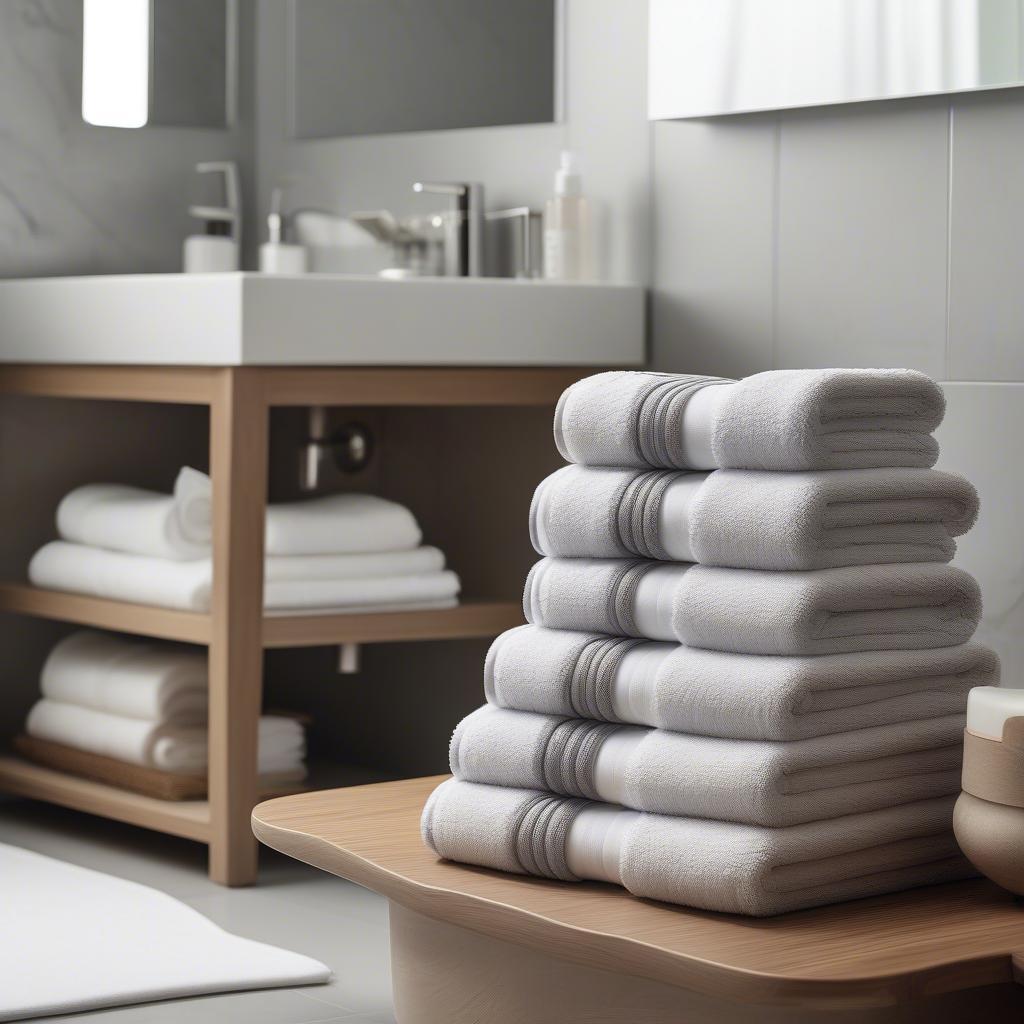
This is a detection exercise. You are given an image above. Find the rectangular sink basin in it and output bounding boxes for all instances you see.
[0,273,645,366]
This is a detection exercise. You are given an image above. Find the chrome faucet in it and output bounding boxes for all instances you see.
[412,181,484,276]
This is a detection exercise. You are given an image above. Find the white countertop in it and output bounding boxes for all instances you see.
[0,272,645,367]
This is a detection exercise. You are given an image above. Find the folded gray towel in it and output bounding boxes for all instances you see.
[523,558,981,655]
[422,780,972,916]
[530,464,978,569]
[484,626,996,740]
[450,705,964,827]
[554,369,945,471]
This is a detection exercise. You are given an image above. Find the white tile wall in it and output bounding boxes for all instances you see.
[947,90,1024,381]
[651,90,1024,691]
[936,383,1024,686]
[650,118,776,376]
[775,101,949,376]
[651,89,1024,386]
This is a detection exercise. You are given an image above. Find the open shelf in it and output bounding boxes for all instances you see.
[0,584,522,648]
[0,754,396,844]
[0,755,211,842]
[261,600,523,647]
[0,583,211,644]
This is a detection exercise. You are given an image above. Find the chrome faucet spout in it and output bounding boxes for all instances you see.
[412,181,484,277]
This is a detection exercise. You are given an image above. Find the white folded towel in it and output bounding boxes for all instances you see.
[484,626,995,740]
[55,468,211,561]
[554,369,946,471]
[530,464,978,569]
[25,701,305,776]
[422,780,972,916]
[524,557,981,655]
[28,542,461,614]
[55,468,422,558]
[450,705,965,827]
[264,546,445,581]
[262,574,460,614]
[264,491,422,556]
[41,631,207,723]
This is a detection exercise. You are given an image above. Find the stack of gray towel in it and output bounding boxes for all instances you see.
[423,368,996,916]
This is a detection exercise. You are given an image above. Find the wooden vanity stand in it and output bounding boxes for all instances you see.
[254,776,1024,1024]
[0,365,583,886]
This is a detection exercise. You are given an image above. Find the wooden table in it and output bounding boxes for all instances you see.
[0,365,583,885]
[253,776,1024,1024]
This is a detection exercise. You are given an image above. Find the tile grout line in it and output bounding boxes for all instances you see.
[944,102,954,379]
[770,116,782,370]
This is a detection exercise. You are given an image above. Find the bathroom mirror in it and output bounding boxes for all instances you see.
[288,0,558,139]
[82,0,234,128]
[649,0,1024,120]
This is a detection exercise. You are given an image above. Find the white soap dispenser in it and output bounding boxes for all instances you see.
[259,186,308,274]
[543,150,595,282]
[183,161,241,273]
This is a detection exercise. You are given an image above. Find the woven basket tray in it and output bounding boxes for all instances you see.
[14,734,306,801]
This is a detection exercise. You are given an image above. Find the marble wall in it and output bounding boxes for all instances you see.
[0,0,251,279]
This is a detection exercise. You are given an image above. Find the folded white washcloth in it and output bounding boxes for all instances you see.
[264,546,445,581]
[25,701,305,776]
[484,625,995,740]
[262,573,460,614]
[422,779,972,916]
[41,631,207,722]
[530,464,978,569]
[554,369,946,471]
[28,542,461,614]
[55,468,211,561]
[264,491,421,556]
[55,468,422,558]
[450,705,965,827]
[523,557,981,655]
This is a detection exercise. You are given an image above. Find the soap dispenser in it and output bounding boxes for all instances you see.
[259,186,308,274]
[543,150,595,282]
[183,161,240,273]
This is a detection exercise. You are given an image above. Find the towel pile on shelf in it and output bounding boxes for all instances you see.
[423,368,997,917]
[27,468,461,614]
[23,631,307,780]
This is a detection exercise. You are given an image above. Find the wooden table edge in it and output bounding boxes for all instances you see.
[252,787,1021,1011]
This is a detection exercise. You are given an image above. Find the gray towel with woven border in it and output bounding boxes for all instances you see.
[483,625,996,741]
[449,705,965,827]
[523,557,981,655]
[553,369,945,471]
[529,464,978,569]
[421,779,972,916]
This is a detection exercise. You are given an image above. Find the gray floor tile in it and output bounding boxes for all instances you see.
[328,1014,398,1024]
[0,801,214,900]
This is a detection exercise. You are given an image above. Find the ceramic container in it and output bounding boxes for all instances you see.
[953,687,1024,895]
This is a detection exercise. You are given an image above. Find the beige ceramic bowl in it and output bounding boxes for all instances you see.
[953,688,1024,895]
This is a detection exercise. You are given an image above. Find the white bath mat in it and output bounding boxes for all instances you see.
[0,842,331,1021]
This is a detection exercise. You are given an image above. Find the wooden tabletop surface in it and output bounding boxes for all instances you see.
[252,776,1024,1011]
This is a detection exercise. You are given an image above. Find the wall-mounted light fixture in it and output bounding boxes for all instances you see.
[82,0,234,129]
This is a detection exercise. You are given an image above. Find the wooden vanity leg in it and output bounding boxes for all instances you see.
[208,368,268,886]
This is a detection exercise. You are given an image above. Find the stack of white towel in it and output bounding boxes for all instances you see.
[24,631,307,779]
[423,368,997,916]
[27,468,460,614]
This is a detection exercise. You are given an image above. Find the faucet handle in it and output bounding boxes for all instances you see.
[413,181,471,198]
